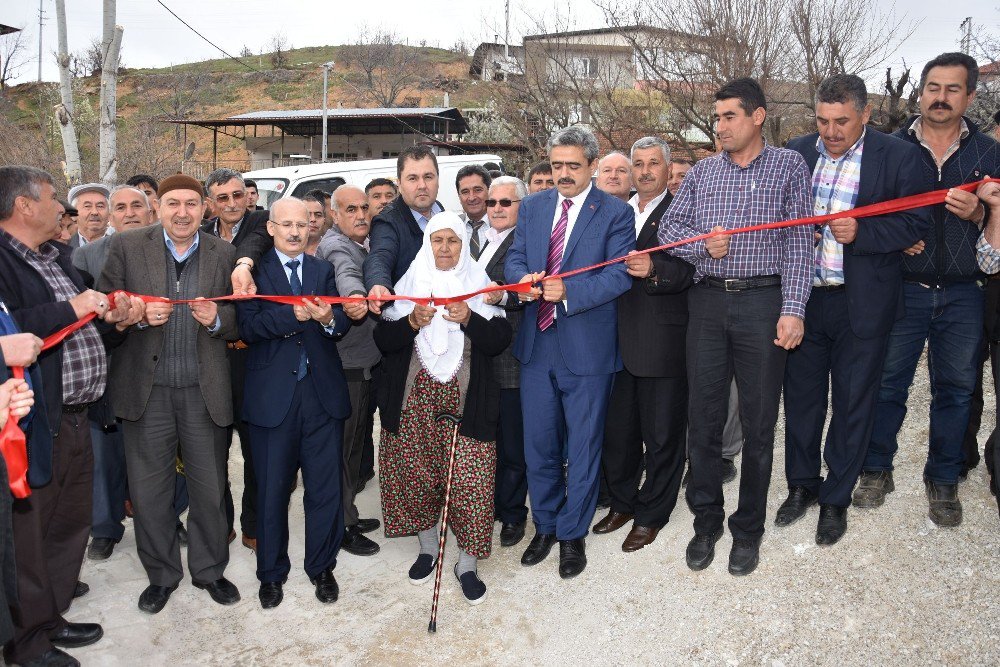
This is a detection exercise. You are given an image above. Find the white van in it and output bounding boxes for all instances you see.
[243,154,502,213]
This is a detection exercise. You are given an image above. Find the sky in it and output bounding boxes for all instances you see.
[1,0,997,87]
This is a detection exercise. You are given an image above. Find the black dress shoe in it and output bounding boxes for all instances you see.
[685,528,723,571]
[138,584,178,614]
[728,537,761,576]
[176,522,188,547]
[72,581,89,599]
[775,486,819,527]
[500,521,526,547]
[193,577,241,605]
[87,537,116,560]
[354,517,381,534]
[20,648,80,667]
[721,458,738,484]
[50,622,103,648]
[311,568,339,603]
[520,532,556,566]
[258,582,283,609]
[816,504,848,546]
[342,527,380,556]
[558,538,587,579]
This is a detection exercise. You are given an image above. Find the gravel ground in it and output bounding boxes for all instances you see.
[70,353,1000,666]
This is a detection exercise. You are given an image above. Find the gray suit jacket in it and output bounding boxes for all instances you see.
[71,235,111,284]
[97,225,239,426]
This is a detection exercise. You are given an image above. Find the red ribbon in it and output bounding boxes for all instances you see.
[0,367,30,498]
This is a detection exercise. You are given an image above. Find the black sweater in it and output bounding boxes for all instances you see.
[374,311,511,442]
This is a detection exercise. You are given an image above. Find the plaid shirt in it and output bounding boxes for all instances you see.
[812,131,865,286]
[659,144,815,318]
[976,232,1000,275]
[1,230,107,404]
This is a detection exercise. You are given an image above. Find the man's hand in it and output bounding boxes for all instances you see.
[706,226,730,259]
[292,304,311,322]
[517,273,544,302]
[302,297,334,325]
[113,295,146,331]
[625,251,653,278]
[945,188,984,222]
[143,301,173,327]
[541,276,565,302]
[368,285,391,315]
[0,377,33,427]
[343,300,368,321]
[903,240,925,256]
[189,298,218,327]
[0,333,43,367]
[483,282,503,305]
[443,301,471,325]
[828,217,858,244]
[408,302,436,329]
[69,289,111,319]
[774,315,804,350]
[977,181,1000,207]
[232,262,257,296]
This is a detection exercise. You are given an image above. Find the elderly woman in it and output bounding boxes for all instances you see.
[375,211,511,605]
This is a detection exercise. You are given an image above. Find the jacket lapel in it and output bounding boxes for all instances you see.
[143,225,168,297]
[532,189,558,270]
[262,249,293,297]
[636,192,672,250]
[300,254,320,296]
[485,232,515,275]
[563,188,601,264]
[856,133,884,207]
[197,232,214,297]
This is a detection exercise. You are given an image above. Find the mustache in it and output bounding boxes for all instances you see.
[929,102,952,110]
[286,236,302,243]
[637,175,656,182]
[558,178,575,185]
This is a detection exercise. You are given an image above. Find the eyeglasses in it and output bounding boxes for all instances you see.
[271,221,309,231]
[212,191,246,204]
[485,198,521,208]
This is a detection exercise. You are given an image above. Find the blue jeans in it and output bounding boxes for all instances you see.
[90,424,126,541]
[865,281,984,484]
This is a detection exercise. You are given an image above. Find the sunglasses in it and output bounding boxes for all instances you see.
[485,198,521,207]
[212,191,246,204]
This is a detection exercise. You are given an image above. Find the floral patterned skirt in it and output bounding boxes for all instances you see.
[379,369,496,558]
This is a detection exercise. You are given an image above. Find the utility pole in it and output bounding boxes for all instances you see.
[37,0,45,82]
[504,0,510,59]
[321,61,334,163]
[959,17,972,54]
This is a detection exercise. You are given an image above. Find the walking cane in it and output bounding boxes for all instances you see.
[428,411,462,634]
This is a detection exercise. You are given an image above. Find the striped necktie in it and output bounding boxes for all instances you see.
[537,198,572,331]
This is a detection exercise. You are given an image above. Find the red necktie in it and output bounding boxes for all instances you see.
[537,198,573,331]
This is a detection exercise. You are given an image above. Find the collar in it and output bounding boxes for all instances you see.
[721,141,771,168]
[274,248,304,267]
[816,127,866,161]
[410,202,443,225]
[213,216,243,240]
[908,116,970,142]
[0,228,58,262]
[162,228,200,262]
[558,182,593,212]
[629,187,668,214]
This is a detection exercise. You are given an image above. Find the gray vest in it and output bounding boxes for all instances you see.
[152,247,201,388]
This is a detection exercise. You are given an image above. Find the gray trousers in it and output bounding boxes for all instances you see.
[342,370,372,527]
[122,385,229,587]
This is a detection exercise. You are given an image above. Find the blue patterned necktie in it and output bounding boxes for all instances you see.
[286,259,308,381]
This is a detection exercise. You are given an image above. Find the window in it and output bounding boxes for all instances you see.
[572,57,599,79]
[290,177,346,198]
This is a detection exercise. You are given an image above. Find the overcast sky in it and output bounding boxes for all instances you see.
[2,0,997,87]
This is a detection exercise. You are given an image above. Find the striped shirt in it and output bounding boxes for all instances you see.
[812,130,865,286]
[658,144,815,318]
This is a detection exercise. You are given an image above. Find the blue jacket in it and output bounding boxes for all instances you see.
[237,250,352,428]
[787,128,933,339]
[363,197,429,293]
[504,185,635,375]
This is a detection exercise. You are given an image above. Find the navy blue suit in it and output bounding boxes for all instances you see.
[783,129,932,507]
[237,249,352,582]
[505,185,635,540]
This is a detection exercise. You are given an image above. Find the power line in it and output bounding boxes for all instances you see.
[155,0,261,73]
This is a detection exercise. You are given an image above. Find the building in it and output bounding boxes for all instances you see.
[469,42,525,82]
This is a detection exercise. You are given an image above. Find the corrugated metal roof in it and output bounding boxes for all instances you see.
[228,108,456,120]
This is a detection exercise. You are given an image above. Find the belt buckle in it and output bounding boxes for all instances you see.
[724,278,741,292]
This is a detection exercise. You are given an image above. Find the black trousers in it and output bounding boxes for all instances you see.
[963,277,1000,477]
[783,288,889,508]
[342,369,372,527]
[602,370,687,527]
[494,387,528,524]
[685,283,786,541]
[228,346,256,538]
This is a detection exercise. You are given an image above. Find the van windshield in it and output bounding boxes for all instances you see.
[250,178,288,209]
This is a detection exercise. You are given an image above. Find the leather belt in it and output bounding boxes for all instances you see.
[704,275,781,292]
[62,403,91,414]
[812,284,845,292]
[227,340,248,350]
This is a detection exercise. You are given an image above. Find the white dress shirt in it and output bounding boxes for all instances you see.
[550,183,593,314]
[475,225,515,306]
[628,188,668,238]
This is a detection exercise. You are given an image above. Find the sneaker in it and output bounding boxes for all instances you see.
[408,554,436,585]
[453,564,487,605]
[852,470,894,508]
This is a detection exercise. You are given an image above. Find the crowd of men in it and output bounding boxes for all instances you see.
[0,49,998,665]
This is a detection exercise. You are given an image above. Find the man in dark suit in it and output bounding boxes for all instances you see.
[594,137,695,552]
[98,174,241,615]
[238,197,356,608]
[780,74,932,544]
[505,126,635,579]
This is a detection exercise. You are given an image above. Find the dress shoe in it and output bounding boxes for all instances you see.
[50,622,103,648]
[520,532,556,566]
[258,582,283,609]
[20,648,80,667]
[354,517,381,534]
[124,499,135,518]
[72,582,89,599]
[593,511,633,535]
[558,538,587,579]
[681,463,690,487]
[621,525,659,552]
[925,479,963,527]
[685,528,723,571]
[408,553,436,584]
[721,458,738,484]
[454,563,487,605]
[242,534,257,553]
[774,486,819,527]
[728,537,761,576]
[138,584,178,614]
[852,470,894,508]
[193,577,241,605]
[815,504,848,546]
[176,522,188,546]
[342,527,380,556]
[499,521,526,547]
[311,568,339,603]
[87,537,117,560]
[227,529,237,544]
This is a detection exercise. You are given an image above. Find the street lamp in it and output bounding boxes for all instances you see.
[321,61,335,163]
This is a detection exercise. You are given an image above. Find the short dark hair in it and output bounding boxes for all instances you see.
[670,158,695,166]
[396,145,439,178]
[243,178,258,190]
[0,165,55,221]
[455,164,492,191]
[815,74,868,112]
[306,188,331,204]
[527,161,552,180]
[920,52,979,94]
[126,174,158,191]
[715,77,767,114]
[365,177,397,194]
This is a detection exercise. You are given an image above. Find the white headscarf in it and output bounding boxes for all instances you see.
[383,211,503,382]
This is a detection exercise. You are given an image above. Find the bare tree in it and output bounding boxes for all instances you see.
[340,28,422,107]
[968,14,999,129]
[98,0,123,184]
[54,0,82,185]
[268,33,290,69]
[0,26,29,91]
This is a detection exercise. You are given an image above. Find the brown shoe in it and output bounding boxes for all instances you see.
[227,530,237,545]
[241,535,257,553]
[593,511,633,534]
[621,525,659,552]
